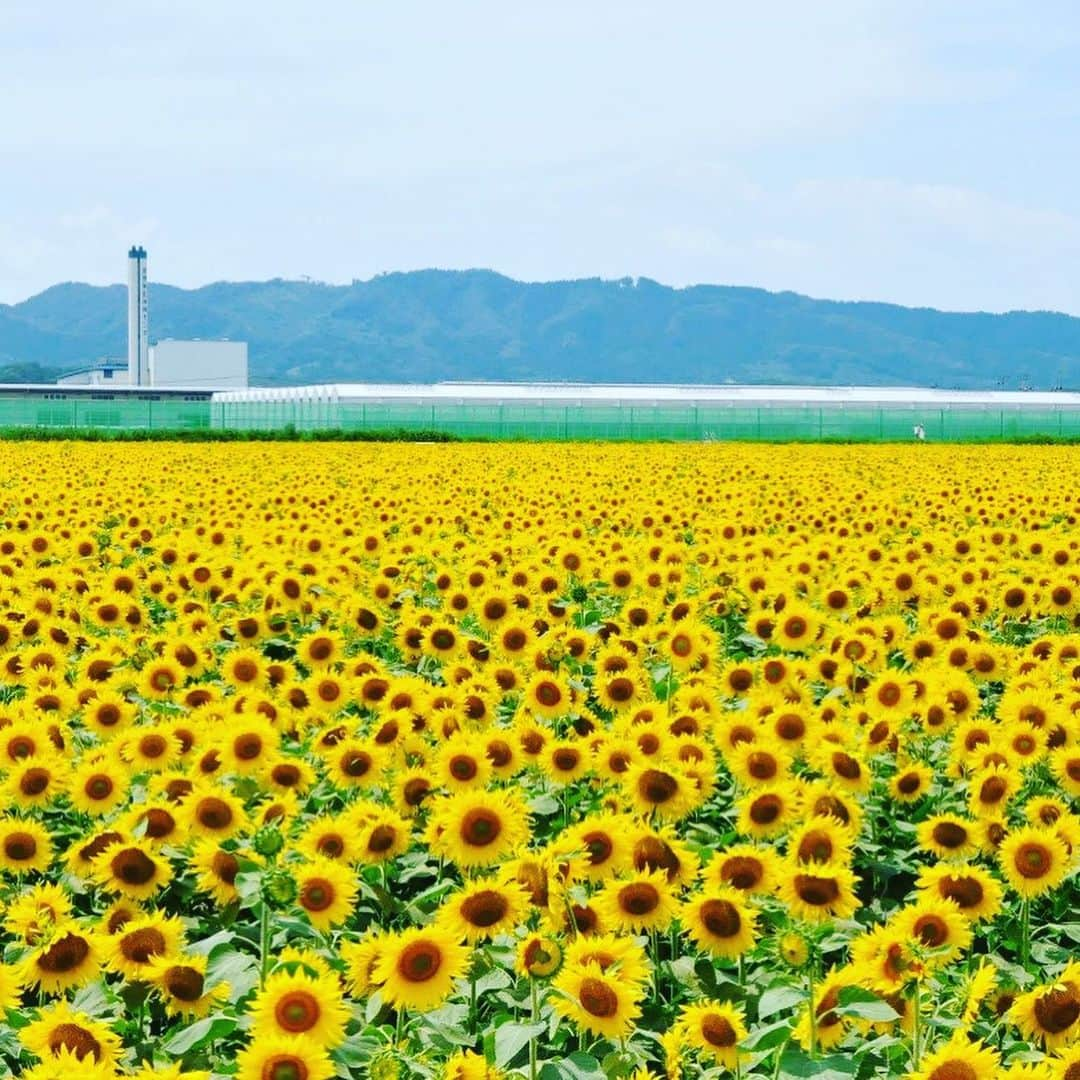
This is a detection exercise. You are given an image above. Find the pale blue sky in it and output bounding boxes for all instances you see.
[3,1,1079,312]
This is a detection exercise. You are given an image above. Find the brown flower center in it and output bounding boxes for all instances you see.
[397,941,442,982]
[793,874,841,906]
[579,976,619,1017]
[460,890,509,928]
[275,989,320,1033]
[699,898,741,938]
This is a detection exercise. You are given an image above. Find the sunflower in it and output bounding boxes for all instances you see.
[801,780,864,836]
[771,602,820,652]
[190,840,241,906]
[1050,745,1080,798]
[681,888,757,959]
[813,744,872,794]
[325,739,385,789]
[786,817,853,868]
[220,713,280,775]
[792,968,853,1050]
[676,999,747,1069]
[917,863,1003,922]
[355,808,413,866]
[562,933,650,986]
[736,781,800,839]
[890,763,934,804]
[69,757,129,817]
[523,672,573,720]
[106,912,185,980]
[341,932,388,997]
[427,789,530,869]
[560,814,633,882]
[436,880,530,943]
[250,967,349,1047]
[0,816,53,873]
[516,933,563,979]
[3,756,69,809]
[594,870,679,933]
[778,861,861,922]
[968,763,1017,818]
[293,858,358,932]
[235,1034,334,1080]
[119,723,181,773]
[907,1034,1000,1080]
[1011,963,1080,1049]
[265,756,317,796]
[849,923,922,993]
[93,841,172,900]
[7,882,72,944]
[435,736,492,791]
[180,783,249,840]
[18,923,102,995]
[704,843,782,894]
[917,814,980,861]
[552,962,642,1039]
[998,826,1071,898]
[21,1000,122,1066]
[625,761,697,821]
[138,657,184,700]
[147,953,230,1019]
[726,741,793,788]
[20,1047,118,1080]
[372,926,470,1011]
[596,669,646,713]
[543,741,590,786]
[893,898,973,965]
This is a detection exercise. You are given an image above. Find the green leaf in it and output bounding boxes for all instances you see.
[757,984,804,1018]
[778,1048,858,1079]
[162,1015,237,1055]
[539,1052,607,1080]
[494,1021,546,1067]
[836,985,900,1022]
[743,1018,793,1051]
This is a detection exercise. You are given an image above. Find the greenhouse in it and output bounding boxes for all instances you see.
[7,381,1080,439]
[210,383,1080,440]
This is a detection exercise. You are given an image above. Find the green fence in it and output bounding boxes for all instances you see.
[0,396,212,431]
[212,400,1080,441]
[7,394,1080,440]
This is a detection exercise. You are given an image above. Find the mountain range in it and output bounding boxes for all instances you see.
[2,270,1080,388]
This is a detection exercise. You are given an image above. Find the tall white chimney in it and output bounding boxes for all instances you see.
[127,246,149,385]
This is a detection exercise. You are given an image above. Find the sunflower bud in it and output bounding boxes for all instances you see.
[252,825,285,858]
[263,867,297,906]
[779,931,809,968]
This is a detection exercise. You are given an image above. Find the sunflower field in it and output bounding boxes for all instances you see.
[1,441,1080,1080]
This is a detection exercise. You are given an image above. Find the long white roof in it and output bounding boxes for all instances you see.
[211,382,1080,407]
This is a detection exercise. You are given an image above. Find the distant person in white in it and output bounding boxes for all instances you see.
[913,424,926,441]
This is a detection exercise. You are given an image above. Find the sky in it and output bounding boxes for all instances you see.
[3,1,1080,313]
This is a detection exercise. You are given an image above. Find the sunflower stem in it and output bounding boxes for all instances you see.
[529,978,539,1080]
[1020,896,1031,971]
[395,1005,405,1046]
[258,899,271,988]
[469,960,478,1039]
[912,978,921,1070]
[807,959,817,1059]
[771,1034,791,1080]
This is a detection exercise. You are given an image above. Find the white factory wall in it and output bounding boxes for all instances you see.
[57,367,131,387]
[149,341,248,389]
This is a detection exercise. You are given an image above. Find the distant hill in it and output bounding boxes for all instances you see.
[3,270,1080,388]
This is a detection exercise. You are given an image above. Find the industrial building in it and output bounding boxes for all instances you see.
[150,340,248,389]
[51,246,249,391]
